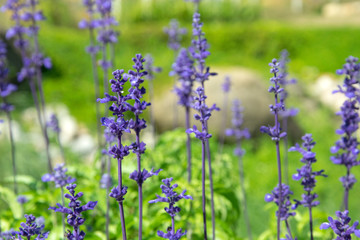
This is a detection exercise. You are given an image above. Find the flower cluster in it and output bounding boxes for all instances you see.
[49,184,97,240]
[163,19,187,52]
[47,114,60,133]
[0,40,17,113]
[41,163,76,188]
[172,48,195,108]
[290,134,326,209]
[225,99,250,157]
[222,76,231,93]
[79,0,118,55]
[260,58,287,142]
[189,13,216,84]
[186,87,219,141]
[149,178,193,239]
[144,54,162,82]
[10,214,49,240]
[17,195,29,205]
[265,184,296,221]
[320,210,360,239]
[2,0,51,82]
[331,56,360,196]
[278,50,298,119]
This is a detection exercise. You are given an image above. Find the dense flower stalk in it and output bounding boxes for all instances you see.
[78,0,103,169]
[164,19,187,129]
[289,134,326,240]
[98,69,131,240]
[144,54,162,144]
[186,87,218,240]
[47,114,66,163]
[260,58,288,240]
[172,48,195,183]
[320,210,360,239]
[225,99,252,240]
[217,76,231,163]
[2,0,53,172]
[49,184,97,240]
[0,40,18,195]
[278,50,298,185]
[149,178,193,239]
[331,56,360,210]
[127,54,162,240]
[265,184,296,239]
[10,214,49,239]
[188,11,218,240]
[42,163,76,237]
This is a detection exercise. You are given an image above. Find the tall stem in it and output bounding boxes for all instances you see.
[237,141,252,240]
[29,80,52,171]
[6,111,17,195]
[117,137,127,240]
[217,92,228,163]
[344,167,350,210]
[185,106,192,183]
[201,139,208,240]
[285,220,293,240]
[205,139,216,240]
[135,127,143,240]
[61,187,65,239]
[282,117,289,185]
[309,206,313,240]
[105,156,110,240]
[274,76,283,240]
[171,216,175,235]
[88,27,103,172]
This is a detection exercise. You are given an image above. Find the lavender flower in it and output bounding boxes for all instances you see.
[126,54,161,239]
[49,184,97,240]
[47,114,60,133]
[186,12,217,239]
[144,54,162,144]
[78,0,100,54]
[11,214,49,240]
[100,173,112,189]
[172,48,195,183]
[331,56,360,210]
[260,58,289,240]
[2,0,53,172]
[149,178,193,240]
[225,99,252,239]
[0,229,15,240]
[277,50,298,185]
[265,184,295,221]
[320,210,360,239]
[41,163,76,188]
[98,68,130,240]
[0,40,18,195]
[289,134,326,240]
[17,195,28,205]
[164,19,187,52]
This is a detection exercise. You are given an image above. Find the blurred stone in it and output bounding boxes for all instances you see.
[310,74,345,111]
[153,67,274,138]
[323,2,360,18]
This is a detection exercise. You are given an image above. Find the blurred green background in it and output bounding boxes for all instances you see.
[1,0,360,239]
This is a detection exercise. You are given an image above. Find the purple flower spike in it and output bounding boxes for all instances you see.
[109,185,128,203]
[225,99,250,157]
[150,178,192,240]
[130,168,162,185]
[11,214,49,239]
[265,184,296,221]
[289,134,327,209]
[332,56,360,210]
[41,163,76,188]
[163,19,187,52]
[289,134,327,239]
[47,114,60,133]
[320,210,360,239]
[49,184,97,240]
[222,76,231,93]
[17,195,29,205]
